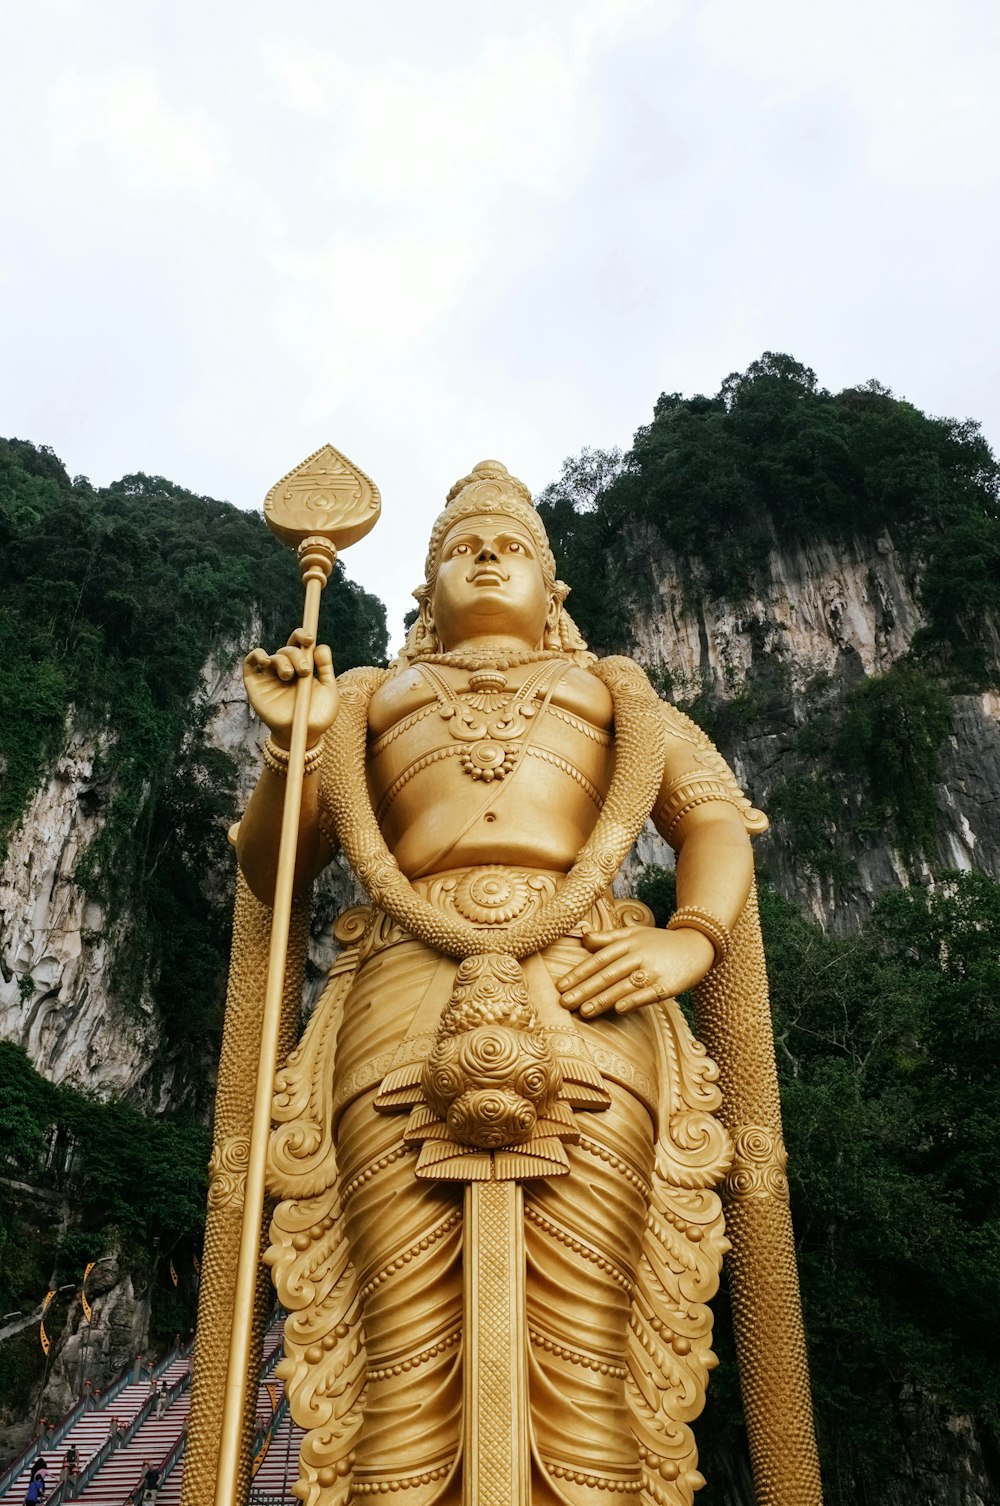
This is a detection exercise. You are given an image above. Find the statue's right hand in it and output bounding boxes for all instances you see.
[243,630,339,750]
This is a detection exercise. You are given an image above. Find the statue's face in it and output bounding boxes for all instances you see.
[432,511,551,649]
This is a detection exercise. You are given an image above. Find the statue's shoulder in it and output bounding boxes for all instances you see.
[591,654,663,703]
[554,662,613,724]
[366,663,430,737]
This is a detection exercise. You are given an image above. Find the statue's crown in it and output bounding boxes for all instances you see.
[445,459,535,510]
[423,459,550,590]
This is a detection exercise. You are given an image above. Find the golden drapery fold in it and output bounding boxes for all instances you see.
[189,655,823,1505]
[181,876,310,1506]
[265,895,733,1506]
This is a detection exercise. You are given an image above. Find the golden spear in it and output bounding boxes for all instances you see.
[190,445,379,1506]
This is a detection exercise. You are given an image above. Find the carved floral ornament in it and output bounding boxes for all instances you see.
[207,1134,251,1210]
[725,1125,789,1201]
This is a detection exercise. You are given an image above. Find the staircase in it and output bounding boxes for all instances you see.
[0,1317,303,1504]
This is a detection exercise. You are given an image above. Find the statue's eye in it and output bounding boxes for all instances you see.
[509,541,524,553]
[452,543,471,555]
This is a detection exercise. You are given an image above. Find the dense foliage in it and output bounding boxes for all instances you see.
[0,1043,208,1262]
[765,662,953,877]
[0,1041,209,1413]
[540,353,1000,684]
[0,438,388,1093]
[636,869,1000,1504]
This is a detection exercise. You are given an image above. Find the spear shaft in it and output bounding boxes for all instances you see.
[212,537,335,1506]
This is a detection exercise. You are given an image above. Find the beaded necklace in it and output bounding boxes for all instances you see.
[415,660,563,782]
[412,648,566,672]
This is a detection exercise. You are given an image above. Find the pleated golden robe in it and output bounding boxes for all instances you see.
[267,878,733,1506]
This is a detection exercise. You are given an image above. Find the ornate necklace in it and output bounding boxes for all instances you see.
[414,648,565,672]
[417,662,561,782]
[319,656,668,962]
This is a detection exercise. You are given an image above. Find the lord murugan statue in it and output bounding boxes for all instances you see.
[182,460,823,1506]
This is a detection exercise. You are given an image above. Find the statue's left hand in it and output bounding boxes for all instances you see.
[556,926,716,1017]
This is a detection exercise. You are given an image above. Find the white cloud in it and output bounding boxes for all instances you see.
[47,68,227,190]
[693,0,1000,191]
[270,228,479,357]
[0,0,996,642]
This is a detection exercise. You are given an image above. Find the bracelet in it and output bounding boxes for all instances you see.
[654,775,738,842]
[666,905,732,964]
[262,737,325,778]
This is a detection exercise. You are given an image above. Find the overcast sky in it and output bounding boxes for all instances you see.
[2,0,997,645]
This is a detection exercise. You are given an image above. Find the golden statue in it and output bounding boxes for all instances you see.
[183,459,823,1506]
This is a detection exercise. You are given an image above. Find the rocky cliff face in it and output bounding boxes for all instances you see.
[625,523,1000,928]
[0,727,157,1096]
[0,632,355,1103]
[633,527,926,694]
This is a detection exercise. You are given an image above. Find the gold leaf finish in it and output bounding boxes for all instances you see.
[264,443,381,550]
[191,458,823,1506]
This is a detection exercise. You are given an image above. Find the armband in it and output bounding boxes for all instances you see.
[653,774,741,841]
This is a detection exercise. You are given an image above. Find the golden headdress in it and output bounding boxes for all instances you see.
[398,460,592,666]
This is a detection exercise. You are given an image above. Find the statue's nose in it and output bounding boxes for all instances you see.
[476,545,500,562]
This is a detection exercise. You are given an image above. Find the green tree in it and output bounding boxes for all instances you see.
[540,355,1000,677]
[0,438,389,1098]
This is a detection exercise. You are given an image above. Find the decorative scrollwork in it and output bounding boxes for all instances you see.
[420,953,563,1151]
[207,1134,250,1210]
[724,1125,789,1202]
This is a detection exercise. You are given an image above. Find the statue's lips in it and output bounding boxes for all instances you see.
[467,569,508,586]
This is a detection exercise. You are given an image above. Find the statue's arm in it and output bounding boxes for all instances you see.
[557,721,759,1017]
[234,632,339,905]
[235,755,334,905]
[668,803,754,943]
[652,735,757,937]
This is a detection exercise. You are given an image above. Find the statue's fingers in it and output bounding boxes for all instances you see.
[314,645,335,683]
[579,976,636,1017]
[288,629,315,649]
[559,955,633,1007]
[581,927,636,951]
[244,648,270,674]
[556,942,629,995]
[615,986,666,1014]
[272,652,296,682]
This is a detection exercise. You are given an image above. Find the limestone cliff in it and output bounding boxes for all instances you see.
[0,634,354,1104]
[0,726,153,1096]
[622,522,1000,930]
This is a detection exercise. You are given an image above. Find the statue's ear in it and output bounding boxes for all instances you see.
[543,595,562,651]
[414,595,440,655]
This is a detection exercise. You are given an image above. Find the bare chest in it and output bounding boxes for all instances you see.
[364,661,614,875]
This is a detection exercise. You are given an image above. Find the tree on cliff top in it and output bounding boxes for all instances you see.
[539,353,1000,683]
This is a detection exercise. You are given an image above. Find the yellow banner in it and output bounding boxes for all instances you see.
[169,1259,178,1288]
[40,1288,55,1356]
[81,1262,95,1324]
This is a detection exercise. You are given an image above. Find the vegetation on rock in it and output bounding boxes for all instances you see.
[0,438,387,1095]
[0,1040,208,1415]
[540,352,1000,685]
[637,868,1000,1505]
[764,661,953,878]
